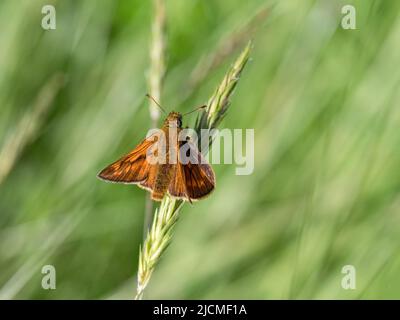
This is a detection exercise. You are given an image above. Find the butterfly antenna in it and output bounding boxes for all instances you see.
[182,105,207,117]
[145,94,167,114]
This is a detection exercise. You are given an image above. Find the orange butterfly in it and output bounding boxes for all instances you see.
[98,96,215,203]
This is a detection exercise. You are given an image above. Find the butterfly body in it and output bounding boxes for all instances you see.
[98,111,215,202]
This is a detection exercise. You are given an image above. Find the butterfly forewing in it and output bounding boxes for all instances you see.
[97,137,156,185]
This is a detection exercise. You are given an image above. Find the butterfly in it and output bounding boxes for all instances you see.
[97,95,215,203]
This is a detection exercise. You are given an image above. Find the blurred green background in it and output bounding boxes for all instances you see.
[0,0,400,299]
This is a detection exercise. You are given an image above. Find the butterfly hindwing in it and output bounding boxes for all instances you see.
[168,140,215,201]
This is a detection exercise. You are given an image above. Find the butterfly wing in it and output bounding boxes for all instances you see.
[168,141,215,202]
[168,162,187,199]
[97,137,157,188]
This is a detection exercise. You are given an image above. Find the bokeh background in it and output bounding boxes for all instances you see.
[0,0,400,299]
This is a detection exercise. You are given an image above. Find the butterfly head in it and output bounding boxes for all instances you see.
[165,112,182,128]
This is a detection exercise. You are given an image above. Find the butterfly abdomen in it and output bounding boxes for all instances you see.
[152,163,175,201]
